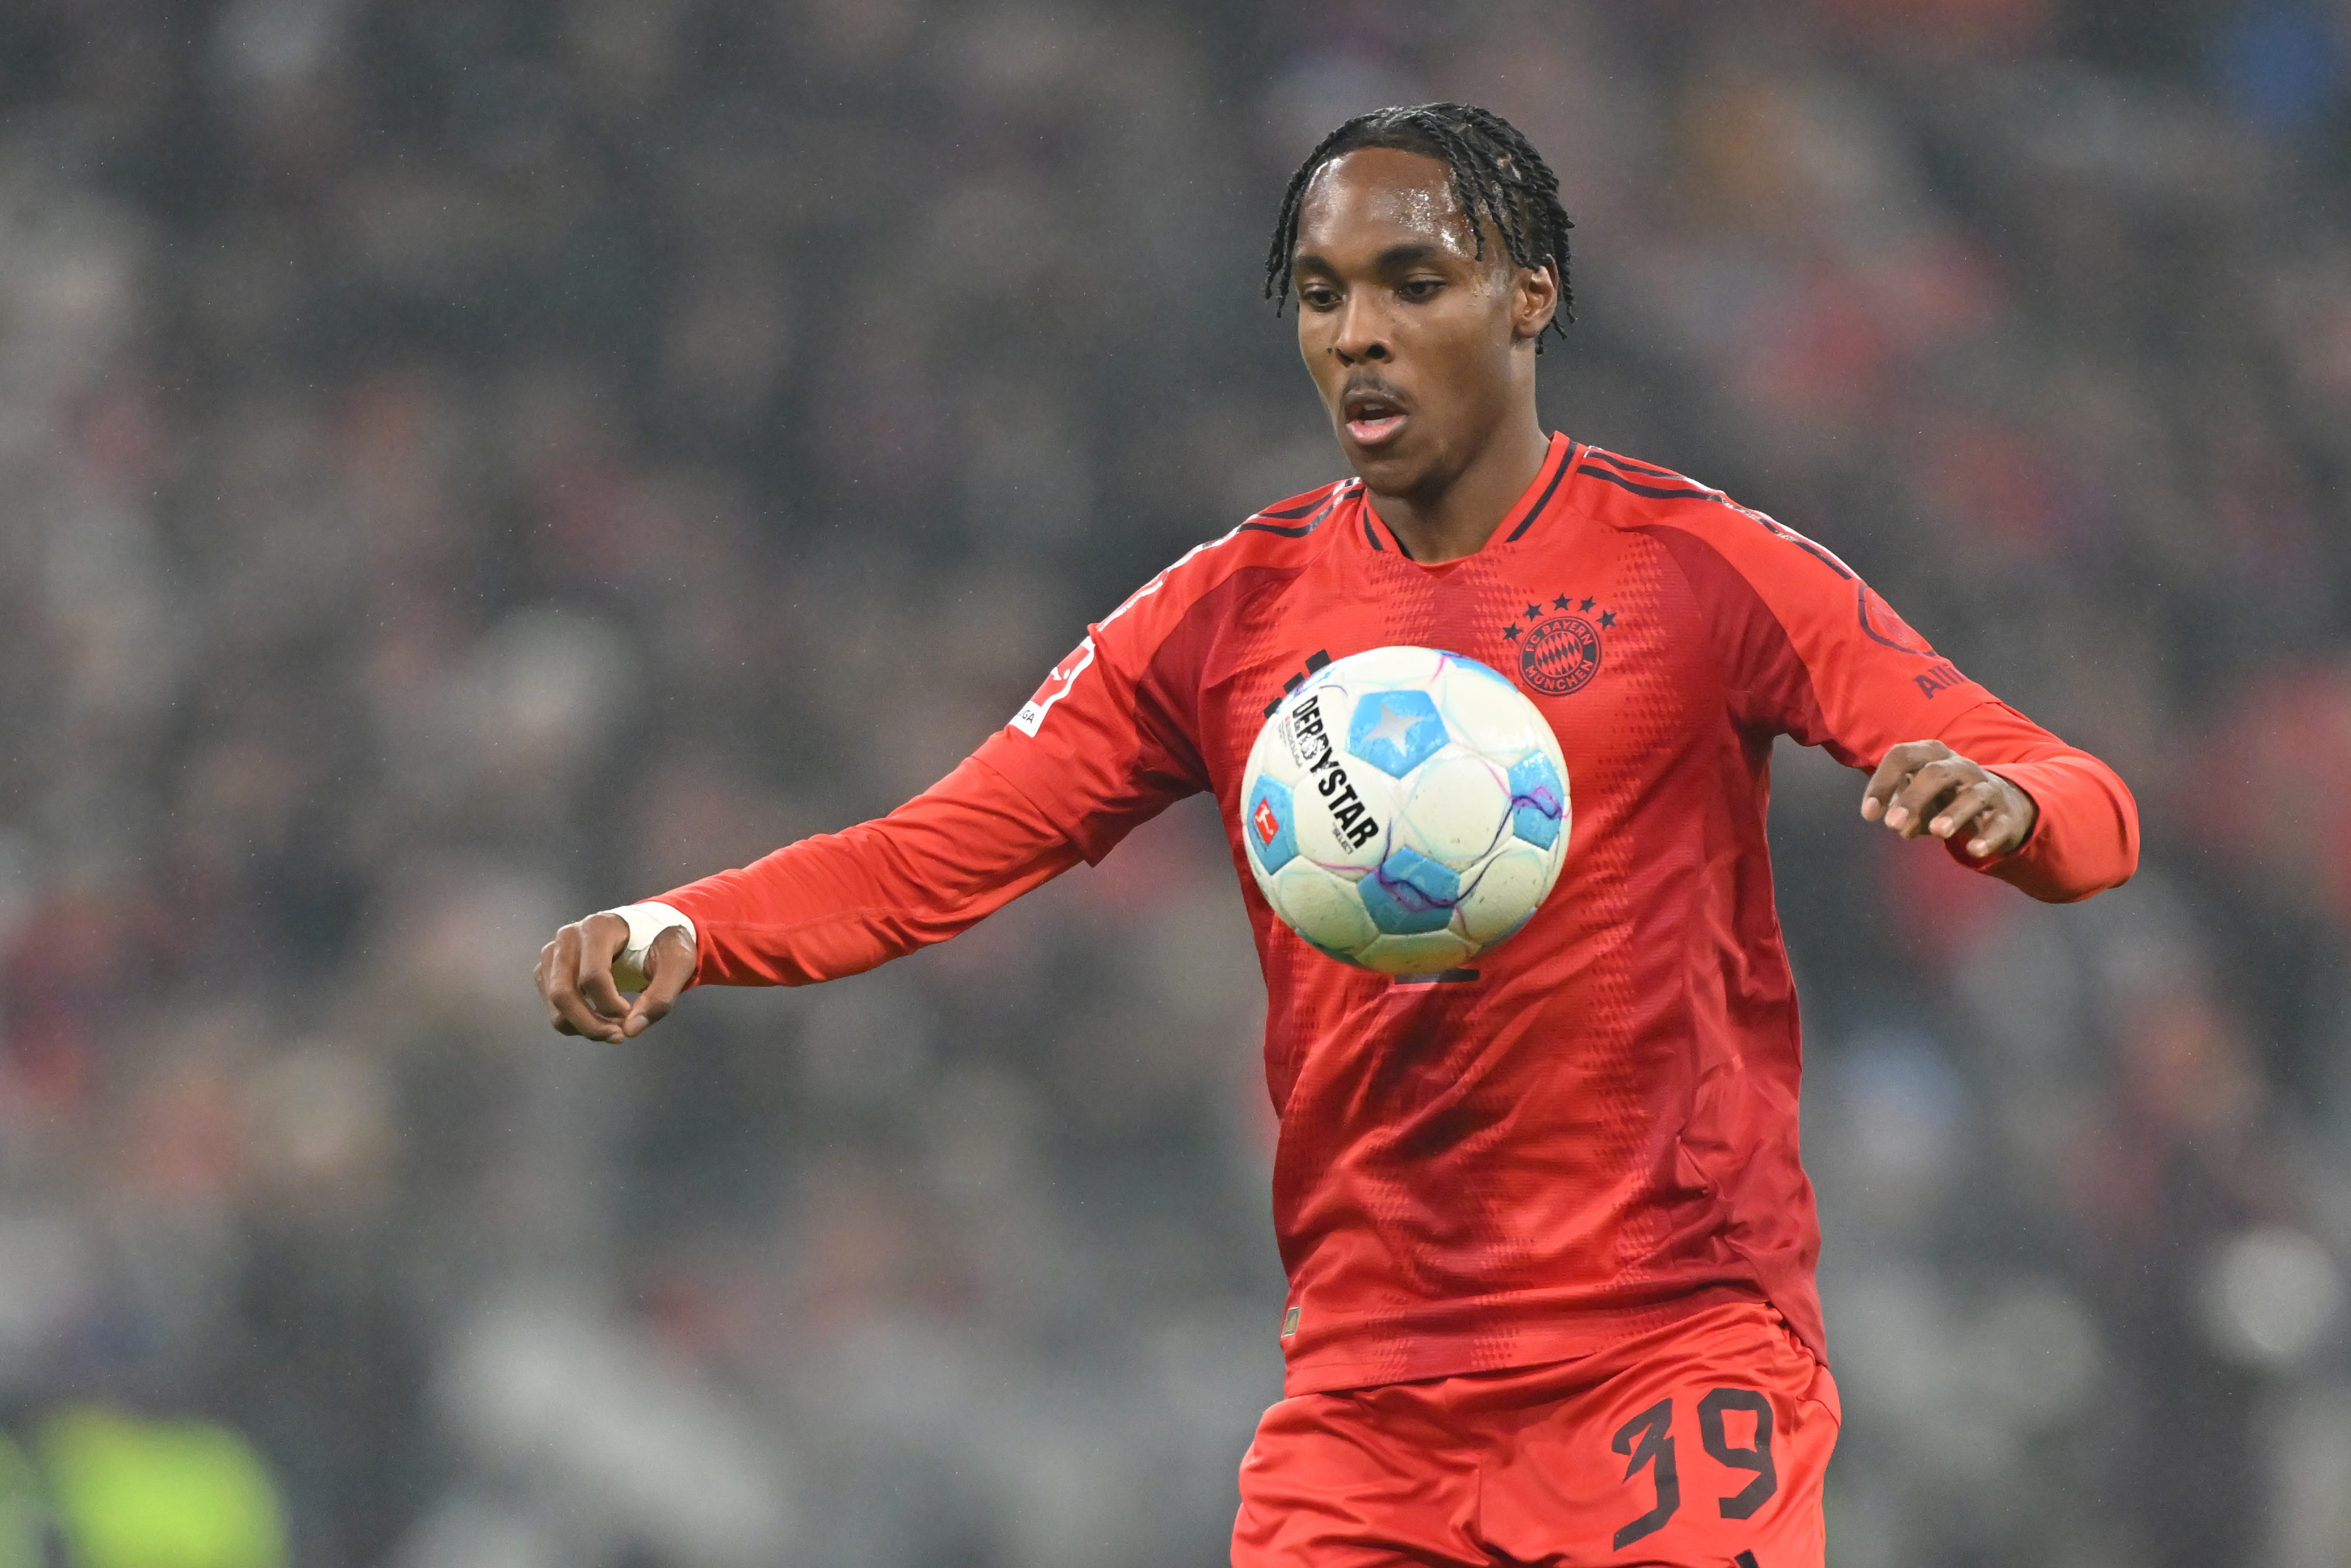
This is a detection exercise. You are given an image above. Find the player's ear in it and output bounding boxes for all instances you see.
[1513,262,1560,345]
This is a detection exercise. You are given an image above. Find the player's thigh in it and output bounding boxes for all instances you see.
[1233,1388,1485,1568]
[1478,1307,1839,1568]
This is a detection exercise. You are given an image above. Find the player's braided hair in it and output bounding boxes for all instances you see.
[1264,103,1576,347]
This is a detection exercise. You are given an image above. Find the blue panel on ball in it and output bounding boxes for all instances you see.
[1347,690,1448,778]
[1247,776,1299,873]
[1507,754,1564,849]
[1358,845,1462,935]
[1511,803,1560,849]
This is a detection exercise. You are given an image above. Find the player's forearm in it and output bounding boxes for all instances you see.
[655,755,1084,986]
[1934,701,2139,902]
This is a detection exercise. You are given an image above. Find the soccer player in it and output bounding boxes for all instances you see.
[537,104,2137,1566]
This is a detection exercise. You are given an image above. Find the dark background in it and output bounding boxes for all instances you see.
[1,1,2348,1564]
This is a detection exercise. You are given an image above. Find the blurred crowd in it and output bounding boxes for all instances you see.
[1,0,2348,1564]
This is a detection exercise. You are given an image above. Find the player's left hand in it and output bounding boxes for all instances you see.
[1860,740,2038,859]
[536,912,695,1043]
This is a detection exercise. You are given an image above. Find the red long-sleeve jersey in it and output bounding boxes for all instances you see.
[656,435,2139,1396]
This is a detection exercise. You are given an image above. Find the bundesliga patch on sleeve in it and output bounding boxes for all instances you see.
[1010,638,1096,737]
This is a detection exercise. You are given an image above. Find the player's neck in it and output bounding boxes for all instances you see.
[1364,418,1553,564]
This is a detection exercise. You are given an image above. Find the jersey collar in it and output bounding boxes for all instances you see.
[1356,432,1582,559]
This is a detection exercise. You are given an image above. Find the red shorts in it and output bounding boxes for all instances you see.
[1233,1302,1839,1567]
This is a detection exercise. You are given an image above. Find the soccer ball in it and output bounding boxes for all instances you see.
[1240,647,1570,975]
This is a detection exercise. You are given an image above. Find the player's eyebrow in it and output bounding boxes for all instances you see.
[1370,241,1446,270]
[1289,241,1453,276]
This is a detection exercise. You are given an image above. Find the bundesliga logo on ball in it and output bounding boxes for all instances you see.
[1241,647,1571,975]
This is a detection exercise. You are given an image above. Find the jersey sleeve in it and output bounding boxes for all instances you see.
[655,753,1085,987]
[963,563,1213,864]
[1649,508,2138,903]
[651,559,1214,986]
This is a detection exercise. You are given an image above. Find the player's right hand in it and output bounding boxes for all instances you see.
[535,912,695,1043]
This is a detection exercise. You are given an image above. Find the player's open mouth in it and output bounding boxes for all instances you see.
[1342,389,1409,447]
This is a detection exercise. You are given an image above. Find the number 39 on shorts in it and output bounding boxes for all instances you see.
[1610,1388,1779,1550]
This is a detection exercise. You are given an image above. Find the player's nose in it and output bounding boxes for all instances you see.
[1329,298,1390,364]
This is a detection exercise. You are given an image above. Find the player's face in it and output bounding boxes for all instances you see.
[1289,148,1556,499]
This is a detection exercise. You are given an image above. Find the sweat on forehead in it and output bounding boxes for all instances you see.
[1295,148,1490,258]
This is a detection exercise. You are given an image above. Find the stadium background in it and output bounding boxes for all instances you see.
[1,0,2348,1563]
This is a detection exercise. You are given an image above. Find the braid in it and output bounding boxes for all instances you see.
[1264,103,1577,346]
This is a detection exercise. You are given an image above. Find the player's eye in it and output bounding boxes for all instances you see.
[1299,282,1340,309]
[1398,278,1444,301]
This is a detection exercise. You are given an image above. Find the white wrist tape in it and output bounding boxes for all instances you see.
[598,902,697,986]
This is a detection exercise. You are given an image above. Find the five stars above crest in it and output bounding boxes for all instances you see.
[1501,589,1619,641]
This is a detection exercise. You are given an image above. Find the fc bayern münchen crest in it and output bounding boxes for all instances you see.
[1501,593,1616,696]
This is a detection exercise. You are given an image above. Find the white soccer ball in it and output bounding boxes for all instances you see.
[1240,646,1571,975]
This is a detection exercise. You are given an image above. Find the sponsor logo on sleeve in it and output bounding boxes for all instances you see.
[1913,660,1968,698]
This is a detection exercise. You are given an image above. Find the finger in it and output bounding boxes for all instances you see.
[1965,806,2021,859]
[578,962,629,1022]
[572,912,634,1022]
[1890,759,1973,837]
[552,980,622,1042]
[539,945,571,1033]
[624,927,696,1038]
[1929,779,2000,840]
[1862,741,1949,822]
[1968,790,2036,858]
[546,925,627,1042]
[1890,761,1984,846]
[538,937,582,1035]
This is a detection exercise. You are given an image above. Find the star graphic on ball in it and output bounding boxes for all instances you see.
[1363,697,1424,749]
